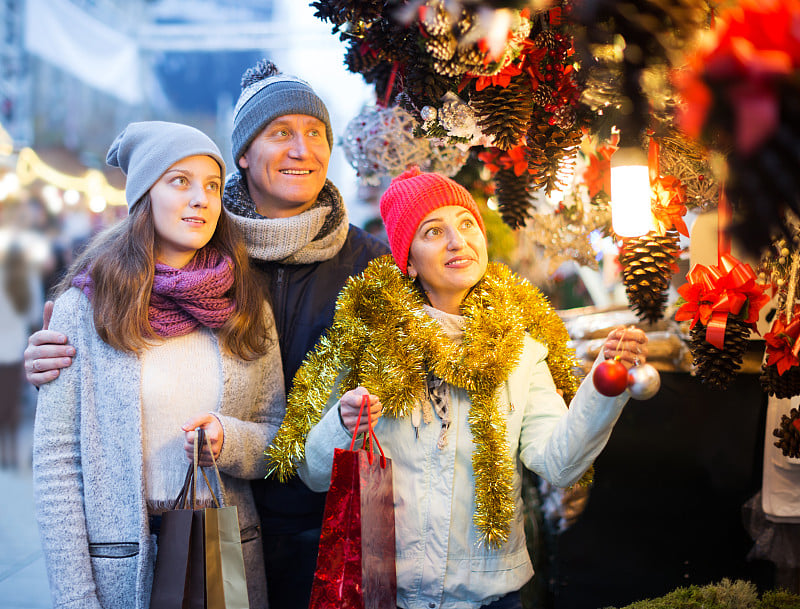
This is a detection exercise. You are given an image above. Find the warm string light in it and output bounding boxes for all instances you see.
[15,147,126,208]
[610,145,654,237]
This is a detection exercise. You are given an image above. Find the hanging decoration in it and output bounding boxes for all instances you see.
[675,253,771,389]
[570,0,708,141]
[773,407,800,459]
[517,201,609,274]
[674,0,800,256]
[654,129,720,213]
[582,134,618,208]
[758,229,800,398]
[619,231,681,324]
[760,307,800,399]
[341,105,469,185]
[618,138,686,324]
[318,1,592,229]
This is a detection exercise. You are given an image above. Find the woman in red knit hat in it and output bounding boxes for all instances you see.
[268,166,648,609]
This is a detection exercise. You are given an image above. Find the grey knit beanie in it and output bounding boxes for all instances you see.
[106,121,226,210]
[231,59,333,166]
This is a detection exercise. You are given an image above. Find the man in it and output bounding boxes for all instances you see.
[24,59,390,609]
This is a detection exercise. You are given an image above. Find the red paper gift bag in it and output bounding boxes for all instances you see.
[309,396,397,609]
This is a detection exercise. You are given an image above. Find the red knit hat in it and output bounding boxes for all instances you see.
[379,166,486,274]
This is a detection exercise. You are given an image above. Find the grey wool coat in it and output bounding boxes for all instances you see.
[33,288,285,609]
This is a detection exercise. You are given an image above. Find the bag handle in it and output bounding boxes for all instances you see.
[173,427,223,509]
[195,427,224,507]
[347,394,387,469]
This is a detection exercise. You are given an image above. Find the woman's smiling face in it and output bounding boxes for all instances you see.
[406,205,488,314]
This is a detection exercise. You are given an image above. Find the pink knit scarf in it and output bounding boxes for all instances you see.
[73,247,236,338]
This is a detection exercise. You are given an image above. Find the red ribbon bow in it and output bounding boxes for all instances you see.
[674,0,800,154]
[675,253,770,349]
[764,311,800,375]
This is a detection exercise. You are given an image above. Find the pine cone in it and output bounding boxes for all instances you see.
[619,231,680,323]
[689,317,751,390]
[494,167,533,229]
[401,66,454,114]
[760,363,800,399]
[471,76,534,151]
[532,86,554,107]
[364,18,416,63]
[773,407,800,458]
[419,0,454,38]
[310,0,347,26]
[525,114,583,195]
[311,0,384,28]
[344,41,383,75]
[458,46,489,74]
[433,57,470,78]
[535,30,559,50]
[456,10,474,36]
[426,35,458,61]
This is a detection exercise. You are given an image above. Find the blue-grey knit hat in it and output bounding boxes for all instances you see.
[231,59,333,166]
[106,121,225,210]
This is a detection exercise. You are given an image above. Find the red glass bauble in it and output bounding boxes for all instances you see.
[593,358,628,396]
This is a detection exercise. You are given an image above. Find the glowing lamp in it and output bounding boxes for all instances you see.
[610,146,654,237]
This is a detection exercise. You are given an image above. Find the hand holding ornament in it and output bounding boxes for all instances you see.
[593,326,660,399]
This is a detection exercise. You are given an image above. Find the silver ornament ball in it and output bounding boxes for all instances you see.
[627,363,661,400]
[420,106,438,122]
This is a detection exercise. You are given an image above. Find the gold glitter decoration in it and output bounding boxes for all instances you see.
[757,221,800,313]
[266,255,581,547]
[517,201,611,276]
[657,130,719,212]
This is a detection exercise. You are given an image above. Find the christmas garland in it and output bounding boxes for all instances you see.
[266,255,581,547]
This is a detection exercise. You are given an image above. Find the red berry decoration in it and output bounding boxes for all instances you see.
[593,357,629,396]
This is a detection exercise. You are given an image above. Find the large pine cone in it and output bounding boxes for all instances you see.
[525,107,583,195]
[760,363,800,399]
[471,76,534,151]
[688,317,751,390]
[619,230,680,323]
[400,67,454,115]
[344,41,383,75]
[773,407,800,458]
[494,168,533,229]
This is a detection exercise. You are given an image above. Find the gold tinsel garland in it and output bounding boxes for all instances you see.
[266,255,581,547]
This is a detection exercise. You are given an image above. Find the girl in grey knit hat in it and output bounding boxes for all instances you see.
[33,121,283,609]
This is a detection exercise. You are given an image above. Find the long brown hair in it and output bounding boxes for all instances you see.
[56,194,271,360]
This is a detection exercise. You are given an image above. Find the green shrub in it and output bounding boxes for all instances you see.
[603,579,800,609]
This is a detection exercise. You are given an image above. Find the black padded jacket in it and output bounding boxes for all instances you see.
[251,224,390,534]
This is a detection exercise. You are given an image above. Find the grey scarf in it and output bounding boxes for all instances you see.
[223,172,349,264]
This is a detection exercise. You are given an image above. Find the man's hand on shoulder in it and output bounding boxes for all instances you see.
[24,301,75,388]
